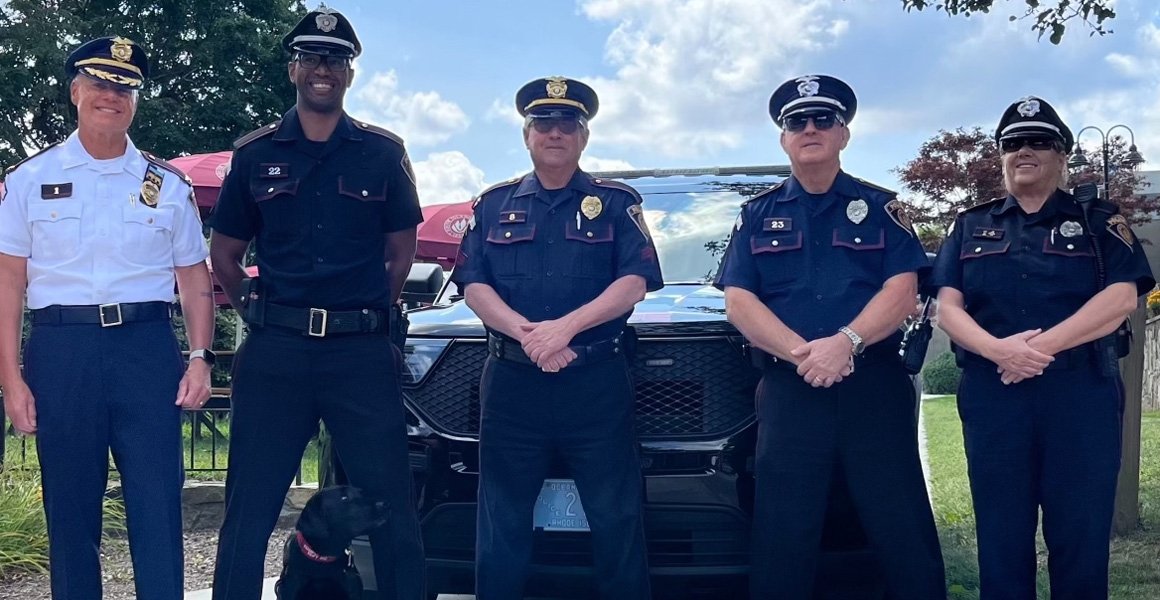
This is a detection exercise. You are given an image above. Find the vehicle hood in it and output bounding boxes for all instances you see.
[407,283,735,338]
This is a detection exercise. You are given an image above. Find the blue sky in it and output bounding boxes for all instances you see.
[325,0,1160,206]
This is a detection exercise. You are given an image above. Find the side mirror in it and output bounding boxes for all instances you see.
[401,263,445,308]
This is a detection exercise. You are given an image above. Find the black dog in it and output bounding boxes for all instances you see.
[274,485,390,600]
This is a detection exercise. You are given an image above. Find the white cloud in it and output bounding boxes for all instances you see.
[413,151,486,206]
[580,156,636,172]
[486,98,525,127]
[349,71,470,147]
[578,0,847,157]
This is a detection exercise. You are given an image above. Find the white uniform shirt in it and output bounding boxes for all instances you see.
[0,132,209,309]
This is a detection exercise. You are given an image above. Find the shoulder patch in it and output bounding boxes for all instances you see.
[626,203,651,241]
[4,142,62,176]
[852,176,897,196]
[232,121,280,149]
[351,120,405,146]
[141,152,193,186]
[884,199,917,237]
[1105,214,1136,249]
[741,180,785,205]
[591,177,645,204]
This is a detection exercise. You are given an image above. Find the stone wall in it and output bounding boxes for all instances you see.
[1144,316,1159,412]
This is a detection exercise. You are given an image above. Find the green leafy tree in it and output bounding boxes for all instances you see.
[900,0,1116,44]
[0,0,305,168]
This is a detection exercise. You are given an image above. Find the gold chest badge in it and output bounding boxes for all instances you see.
[580,195,603,220]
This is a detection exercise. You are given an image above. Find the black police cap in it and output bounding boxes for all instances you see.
[995,96,1074,153]
[768,74,857,127]
[282,6,361,58]
[515,77,599,119]
[66,36,150,90]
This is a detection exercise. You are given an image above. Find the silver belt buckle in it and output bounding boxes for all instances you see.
[308,308,328,337]
[99,303,123,327]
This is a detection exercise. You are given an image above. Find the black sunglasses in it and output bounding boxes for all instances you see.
[783,111,843,133]
[530,117,584,135]
[294,53,350,72]
[999,137,1062,153]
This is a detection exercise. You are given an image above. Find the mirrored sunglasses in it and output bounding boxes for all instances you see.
[783,111,843,133]
[999,137,1062,153]
[530,117,583,135]
[294,53,350,72]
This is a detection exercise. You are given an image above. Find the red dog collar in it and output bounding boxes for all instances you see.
[295,530,338,564]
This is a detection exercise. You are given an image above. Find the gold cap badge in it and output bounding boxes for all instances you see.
[110,37,134,63]
[546,77,568,99]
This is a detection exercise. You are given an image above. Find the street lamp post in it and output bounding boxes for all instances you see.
[1067,124,1146,200]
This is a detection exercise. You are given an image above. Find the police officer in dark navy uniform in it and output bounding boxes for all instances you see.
[929,96,1154,599]
[207,7,425,600]
[452,77,662,600]
[715,74,946,599]
[0,36,215,599]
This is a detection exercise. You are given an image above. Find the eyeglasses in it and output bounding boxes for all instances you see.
[529,117,584,135]
[783,111,843,133]
[294,53,350,72]
[999,137,1062,153]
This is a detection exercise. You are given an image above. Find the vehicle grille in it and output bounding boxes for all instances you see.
[406,337,758,440]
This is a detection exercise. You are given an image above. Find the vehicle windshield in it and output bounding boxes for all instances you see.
[434,174,781,304]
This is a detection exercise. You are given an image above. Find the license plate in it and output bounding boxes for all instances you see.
[532,479,589,531]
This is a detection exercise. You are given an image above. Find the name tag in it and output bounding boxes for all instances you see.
[41,183,72,199]
[973,227,1004,240]
[763,218,792,231]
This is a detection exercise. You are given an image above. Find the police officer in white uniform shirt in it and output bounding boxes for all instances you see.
[0,36,214,600]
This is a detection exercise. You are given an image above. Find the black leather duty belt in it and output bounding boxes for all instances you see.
[264,303,388,337]
[31,301,172,327]
[751,343,900,373]
[487,332,625,368]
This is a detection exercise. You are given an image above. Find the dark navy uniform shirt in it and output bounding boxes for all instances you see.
[451,170,663,345]
[929,190,1154,339]
[714,171,929,344]
[209,108,422,311]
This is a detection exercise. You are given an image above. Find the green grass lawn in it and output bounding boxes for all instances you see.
[925,396,1160,599]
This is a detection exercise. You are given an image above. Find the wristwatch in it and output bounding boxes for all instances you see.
[838,326,865,355]
[189,348,217,366]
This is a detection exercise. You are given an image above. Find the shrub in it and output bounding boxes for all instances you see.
[922,351,962,395]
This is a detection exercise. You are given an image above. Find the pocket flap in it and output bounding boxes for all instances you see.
[27,201,82,223]
[252,180,298,202]
[751,231,803,254]
[832,227,885,250]
[960,240,1010,260]
[338,175,387,202]
[122,207,174,230]
[565,222,614,244]
[498,210,528,224]
[1042,235,1094,257]
[487,223,536,244]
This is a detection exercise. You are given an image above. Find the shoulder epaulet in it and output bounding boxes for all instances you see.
[4,142,62,176]
[142,152,193,185]
[742,180,785,205]
[591,176,644,204]
[475,176,523,202]
[852,176,897,196]
[959,197,1004,215]
[233,121,280,149]
[351,119,405,146]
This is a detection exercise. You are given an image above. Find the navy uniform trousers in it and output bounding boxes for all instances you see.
[25,317,185,600]
[211,326,424,600]
[751,354,945,600]
[958,361,1122,599]
[476,355,651,600]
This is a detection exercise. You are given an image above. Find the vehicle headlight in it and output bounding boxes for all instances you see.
[400,339,451,384]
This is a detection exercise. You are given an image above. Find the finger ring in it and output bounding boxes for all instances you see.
[815,377,823,383]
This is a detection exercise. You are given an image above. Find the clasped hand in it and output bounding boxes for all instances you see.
[791,334,855,388]
[991,329,1054,385]
[519,319,578,373]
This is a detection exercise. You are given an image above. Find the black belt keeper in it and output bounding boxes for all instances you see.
[31,301,172,327]
[750,343,899,373]
[262,302,388,337]
[487,332,625,368]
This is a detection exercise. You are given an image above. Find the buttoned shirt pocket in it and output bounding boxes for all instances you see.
[564,222,615,278]
[750,231,803,289]
[121,207,174,263]
[960,239,1011,289]
[831,226,885,282]
[28,201,83,260]
[335,174,389,236]
[1042,235,1094,258]
[251,178,300,239]
[486,223,536,278]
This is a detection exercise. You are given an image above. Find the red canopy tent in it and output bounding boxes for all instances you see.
[418,201,474,269]
[170,151,232,219]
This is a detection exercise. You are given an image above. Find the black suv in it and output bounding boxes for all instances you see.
[349,167,890,599]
